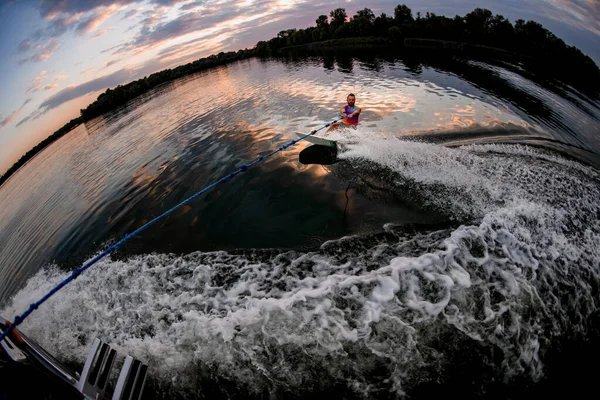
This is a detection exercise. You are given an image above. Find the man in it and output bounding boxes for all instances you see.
[328,93,361,131]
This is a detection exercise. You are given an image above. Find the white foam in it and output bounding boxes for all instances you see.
[3,140,600,398]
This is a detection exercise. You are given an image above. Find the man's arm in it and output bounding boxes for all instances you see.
[340,106,347,116]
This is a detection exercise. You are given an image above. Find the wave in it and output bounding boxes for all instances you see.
[3,140,600,399]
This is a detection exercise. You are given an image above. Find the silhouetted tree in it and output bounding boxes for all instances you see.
[329,8,348,32]
[373,13,393,36]
[488,14,515,47]
[355,8,375,23]
[464,8,493,41]
[316,15,329,29]
[315,15,329,40]
[394,4,414,25]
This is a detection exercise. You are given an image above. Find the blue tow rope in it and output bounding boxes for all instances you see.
[0,116,342,344]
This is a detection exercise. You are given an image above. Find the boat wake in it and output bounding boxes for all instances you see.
[3,139,600,399]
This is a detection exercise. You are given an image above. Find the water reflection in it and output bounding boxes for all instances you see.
[276,66,529,135]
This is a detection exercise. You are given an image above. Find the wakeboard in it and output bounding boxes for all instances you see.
[295,132,337,148]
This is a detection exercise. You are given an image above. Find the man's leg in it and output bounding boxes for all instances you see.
[327,122,341,132]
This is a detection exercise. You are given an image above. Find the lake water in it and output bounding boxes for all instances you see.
[1,50,599,398]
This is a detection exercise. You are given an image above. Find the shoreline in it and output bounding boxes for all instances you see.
[278,37,392,52]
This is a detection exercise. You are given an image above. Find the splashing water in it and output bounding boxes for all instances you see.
[4,138,600,398]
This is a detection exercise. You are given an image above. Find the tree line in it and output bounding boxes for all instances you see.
[255,5,599,91]
[2,4,598,185]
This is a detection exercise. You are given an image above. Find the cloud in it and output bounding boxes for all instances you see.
[133,10,211,46]
[19,38,61,64]
[18,39,31,52]
[32,2,127,41]
[0,113,17,129]
[37,0,135,19]
[33,0,290,63]
[33,12,85,40]
[37,0,187,20]
[526,0,600,37]
[112,7,171,53]
[179,0,208,11]
[32,70,47,84]
[15,113,36,128]
[54,74,68,81]
[76,6,118,35]
[101,43,124,54]
[94,27,115,38]
[118,1,274,55]
[154,33,229,65]
[139,2,302,69]
[105,59,121,68]
[0,99,33,130]
[32,83,59,93]
[155,35,213,59]
[121,7,141,20]
[27,70,48,93]
[18,68,134,125]
[27,70,59,93]
[149,0,194,5]
[139,7,169,30]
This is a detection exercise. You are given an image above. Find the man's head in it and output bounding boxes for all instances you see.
[347,93,356,107]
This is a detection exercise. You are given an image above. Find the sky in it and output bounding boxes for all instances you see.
[1,0,599,174]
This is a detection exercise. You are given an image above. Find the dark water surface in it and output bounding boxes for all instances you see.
[1,51,599,398]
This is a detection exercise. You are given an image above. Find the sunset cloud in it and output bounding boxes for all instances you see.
[27,70,48,93]
[531,0,600,36]
[18,39,31,52]
[37,0,188,20]
[19,38,61,64]
[150,0,191,5]
[76,6,119,35]
[180,1,209,11]
[31,70,47,84]
[38,0,135,19]
[19,68,135,123]
[105,59,121,68]
[28,2,132,46]
[1,100,32,129]
[0,112,17,129]
[121,8,141,20]
[94,27,115,38]
[101,43,125,54]
[139,7,170,31]
[33,12,86,40]
[30,0,306,67]
[156,35,229,65]
[116,0,283,57]
[33,83,59,93]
